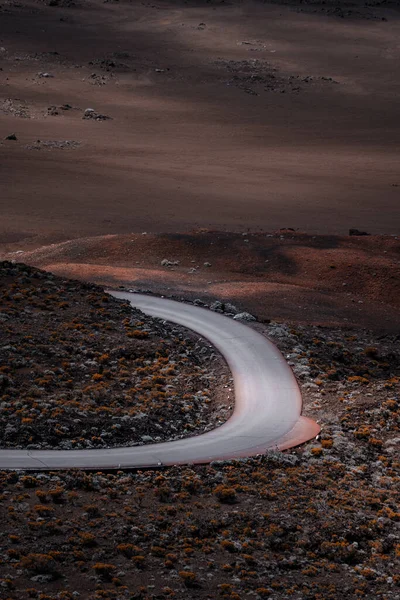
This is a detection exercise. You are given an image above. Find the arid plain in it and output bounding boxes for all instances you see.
[1,1,400,599]
[1,0,400,248]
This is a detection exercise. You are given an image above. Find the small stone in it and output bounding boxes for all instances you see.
[210,301,223,310]
[349,228,370,236]
[31,574,54,583]
[5,133,17,140]
[233,312,256,321]
[82,107,111,121]
[224,303,238,313]
[161,259,179,267]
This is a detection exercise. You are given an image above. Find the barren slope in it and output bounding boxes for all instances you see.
[4,231,399,332]
[1,0,400,245]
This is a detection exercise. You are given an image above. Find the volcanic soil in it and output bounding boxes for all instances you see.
[0,262,399,599]
[2,230,399,333]
[1,1,400,597]
[1,0,400,242]
[0,260,233,450]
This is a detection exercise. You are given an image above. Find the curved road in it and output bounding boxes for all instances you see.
[0,292,320,470]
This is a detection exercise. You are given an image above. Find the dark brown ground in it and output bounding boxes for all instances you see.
[1,0,400,243]
[0,261,232,450]
[1,270,399,599]
[1,3,400,597]
[1,362,399,599]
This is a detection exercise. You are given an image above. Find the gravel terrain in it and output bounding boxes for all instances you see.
[0,261,399,599]
[0,376,399,599]
[0,262,232,450]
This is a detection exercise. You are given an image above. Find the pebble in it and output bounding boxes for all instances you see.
[233,312,256,321]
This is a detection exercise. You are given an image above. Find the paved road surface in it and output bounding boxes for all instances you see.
[0,293,320,470]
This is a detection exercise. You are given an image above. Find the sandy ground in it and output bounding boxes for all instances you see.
[1,0,400,246]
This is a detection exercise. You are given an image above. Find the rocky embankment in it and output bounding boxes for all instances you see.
[0,262,232,450]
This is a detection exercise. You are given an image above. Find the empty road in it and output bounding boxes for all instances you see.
[0,293,319,470]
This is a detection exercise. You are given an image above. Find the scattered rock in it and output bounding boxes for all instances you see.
[161,259,180,267]
[83,108,112,121]
[47,106,59,116]
[210,301,223,312]
[2,98,30,119]
[233,312,256,321]
[25,140,80,151]
[349,228,370,236]
[30,574,54,583]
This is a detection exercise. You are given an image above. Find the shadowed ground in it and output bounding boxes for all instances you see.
[1,0,400,246]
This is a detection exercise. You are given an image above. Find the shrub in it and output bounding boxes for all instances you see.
[84,504,100,517]
[34,504,54,516]
[155,486,171,502]
[127,330,149,339]
[364,347,379,358]
[132,555,145,567]
[35,490,48,503]
[8,535,20,543]
[256,589,271,599]
[78,532,97,547]
[220,540,237,553]
[311,447,323,457]
[354,427,371,439]
[48,487,65,503]
[213,485,237,504]
[151,546,166,557]
[348,376,369,384]
[116,543,142,558]
[321,439,333,449]
[21,476,37,488]
[92,563,116,580]
[368,437,383,448]
[21,553,58,575]
[179,571,199,588]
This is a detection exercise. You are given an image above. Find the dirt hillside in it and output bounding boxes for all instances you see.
[3,230,399,332]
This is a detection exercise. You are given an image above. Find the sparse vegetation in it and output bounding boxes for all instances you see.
[1,263,399,599]
[0,262,232,450]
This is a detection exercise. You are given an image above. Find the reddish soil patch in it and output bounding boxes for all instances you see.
[3,231,399,333]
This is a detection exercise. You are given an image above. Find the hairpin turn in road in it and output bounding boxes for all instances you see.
[0,292,320,470]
